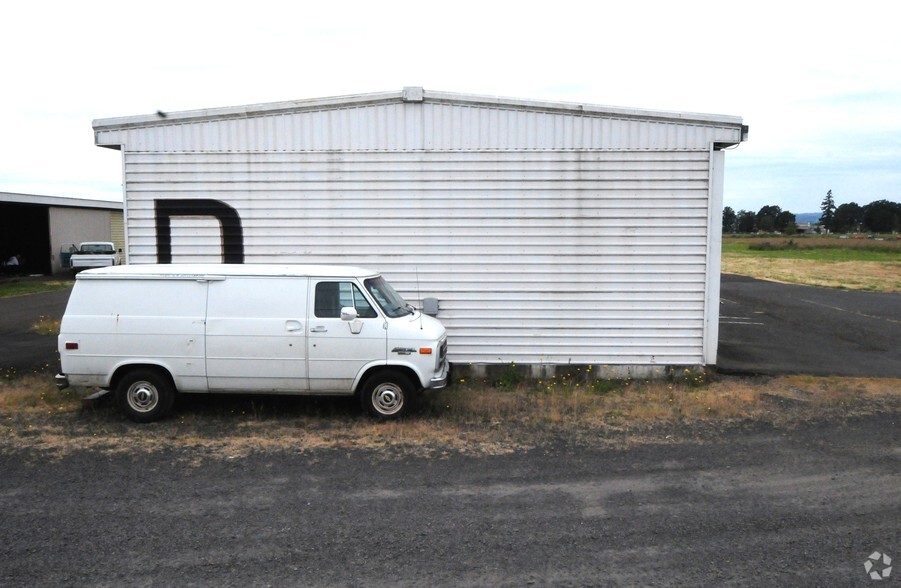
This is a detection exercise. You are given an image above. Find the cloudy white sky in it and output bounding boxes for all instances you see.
[2,0,898,215]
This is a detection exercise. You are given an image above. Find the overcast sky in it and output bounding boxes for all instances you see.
[2,0,898,214]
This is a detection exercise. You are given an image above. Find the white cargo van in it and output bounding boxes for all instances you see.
[56,264,449,422]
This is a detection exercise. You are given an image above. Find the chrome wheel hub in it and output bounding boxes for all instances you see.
[128,382,158,412]
[373,383,403,415]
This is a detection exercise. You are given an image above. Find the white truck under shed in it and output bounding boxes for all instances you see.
[0,192,123,275]
[93,87,746,374]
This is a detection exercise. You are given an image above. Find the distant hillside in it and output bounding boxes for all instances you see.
[795,212,821,224]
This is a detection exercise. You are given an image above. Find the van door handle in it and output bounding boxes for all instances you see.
[310,326,328,333]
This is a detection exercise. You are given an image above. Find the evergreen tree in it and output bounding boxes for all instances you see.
[819,190,836,233]
[722,206,737,234]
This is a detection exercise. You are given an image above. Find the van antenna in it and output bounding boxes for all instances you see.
[416,266,423,330]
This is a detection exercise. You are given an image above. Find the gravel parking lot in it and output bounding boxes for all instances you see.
[1,413,898,586]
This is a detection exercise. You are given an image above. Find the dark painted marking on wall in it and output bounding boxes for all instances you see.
[154,199,244,263]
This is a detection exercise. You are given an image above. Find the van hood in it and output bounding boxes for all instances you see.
[391,310,446,339]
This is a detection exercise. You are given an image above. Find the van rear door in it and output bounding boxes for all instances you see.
[205,276,310,392]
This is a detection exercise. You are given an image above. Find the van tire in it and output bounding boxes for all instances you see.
[115,369,175,423]
[361,371,413,420]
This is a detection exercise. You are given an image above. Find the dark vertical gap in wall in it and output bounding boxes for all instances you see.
[0,203,52,275]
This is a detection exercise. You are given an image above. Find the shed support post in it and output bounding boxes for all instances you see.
[703,148,726,366]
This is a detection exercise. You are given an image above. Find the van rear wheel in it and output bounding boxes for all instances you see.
[361,372,414,420]
[115,369,175,423]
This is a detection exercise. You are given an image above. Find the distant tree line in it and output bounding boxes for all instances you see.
[818,190,901,234]
[722,191,901,235]
[722,205,796,234]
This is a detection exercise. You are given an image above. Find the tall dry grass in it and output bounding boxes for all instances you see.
[721,257,901,292]
[2,372,899,460]
[721,235,901,291]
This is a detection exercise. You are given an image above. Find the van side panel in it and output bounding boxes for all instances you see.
[205,277,310,392]
[59,278,208,391]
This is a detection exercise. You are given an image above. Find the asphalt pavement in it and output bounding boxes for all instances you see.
[0,286,72,375]
[718,274,901,377]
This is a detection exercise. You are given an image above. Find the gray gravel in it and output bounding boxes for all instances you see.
[1,414,898,587]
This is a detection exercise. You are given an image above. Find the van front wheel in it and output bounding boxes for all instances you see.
[115,369,175,423]
[361,372,414,420]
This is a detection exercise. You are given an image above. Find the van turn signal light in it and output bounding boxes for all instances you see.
[419,347,432,355]
[66,342,79,350]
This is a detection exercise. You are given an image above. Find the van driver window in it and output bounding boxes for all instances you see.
[314,282,377,318]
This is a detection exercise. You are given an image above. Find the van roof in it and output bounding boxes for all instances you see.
[77,264,380,280]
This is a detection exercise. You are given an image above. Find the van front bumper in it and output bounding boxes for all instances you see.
[428,359,450,390]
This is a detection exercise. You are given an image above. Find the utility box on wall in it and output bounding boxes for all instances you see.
[93,88,746,372]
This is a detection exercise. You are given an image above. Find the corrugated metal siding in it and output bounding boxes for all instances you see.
[109,212,125,257]
[98,102,742,152]
[124,150,710,365]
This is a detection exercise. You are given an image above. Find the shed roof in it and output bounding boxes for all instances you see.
[93,87,747,151]
[0,191,122,210]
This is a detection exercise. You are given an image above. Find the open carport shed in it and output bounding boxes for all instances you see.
[93,87,746,374]
[0,192,123,275]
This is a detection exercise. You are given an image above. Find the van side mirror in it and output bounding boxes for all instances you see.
[340,307,358,321]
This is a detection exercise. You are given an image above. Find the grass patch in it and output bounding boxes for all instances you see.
[722,236,901,292]
[0,279,72,298]
[2,373,898,461]
[30,316,61,336]
[723,237,901,262]
[722,258,901,292]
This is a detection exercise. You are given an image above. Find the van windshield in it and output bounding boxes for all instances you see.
[364,276,413,318]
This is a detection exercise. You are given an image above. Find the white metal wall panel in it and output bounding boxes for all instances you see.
[123,149,711,365]
[97,102,742,153]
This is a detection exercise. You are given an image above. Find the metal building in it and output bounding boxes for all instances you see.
[92,88,746,372]
[0,192,123,275]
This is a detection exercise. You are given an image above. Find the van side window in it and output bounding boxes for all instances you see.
[314,282,377,318]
